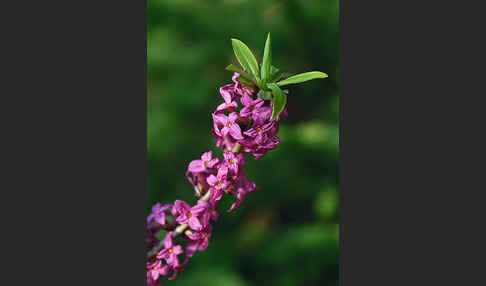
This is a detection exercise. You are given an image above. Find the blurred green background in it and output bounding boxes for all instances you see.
[147,0,338,285]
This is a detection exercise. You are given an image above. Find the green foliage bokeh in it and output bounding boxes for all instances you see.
[147,0,339,285]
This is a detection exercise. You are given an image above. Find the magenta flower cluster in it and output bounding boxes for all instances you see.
[146,73,287,285]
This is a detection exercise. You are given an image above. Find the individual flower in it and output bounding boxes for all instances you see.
[244,120,275,144]
[239,131,279,160]
[212,112,244,140]
[223,151,240,175]
[146,259,169,282]
[185,170,210,196]
[157,232,183,267]
[186,224,213,257]
[173,200,206,231]
[168,257,189,281]
[190,199,218,226]
[187,151,219,173]
[216,84,238,111]
[228,169,256,212]
[232,72,255,97]
[207,166,230,204]
[147,203,172,226]
[232,72,241,86]
[252,105,272,126]
[211,130,238,152]
[240,93,265,118]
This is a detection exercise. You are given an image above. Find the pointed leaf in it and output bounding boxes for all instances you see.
[269,65,281,82]
[267,83,287,120]
[276,71,328,87]
[261,33,272,86]
[236,77,255,87]
[225,64,256,83]
[231,38,260,80]
[257,89,273,100]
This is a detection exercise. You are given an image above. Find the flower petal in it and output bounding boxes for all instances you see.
[240,93,253,107]
[164,232,173,249]
[188,160,205,173]
[191,200,209,215]
[201,151,212,161]
[198,238,209,251]
[160,265,170,276]
[244,128,258,138]
[188,217,203,231]
[174,200,191,213]
[228,112,239,122]
[221,126,230,137]
[239,106,252,117]
[207,158,219,168]
[154,213,166,225]
[210,188,223,204]
[229,123,244,140]
[206,174,218,186]
[217,166,228,179]
[219,84,234,103]
[173,245,184,255]
[151,269,160,280]
[185,242,198,258]
[216,102,230,111]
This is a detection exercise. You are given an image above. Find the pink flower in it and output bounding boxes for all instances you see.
[190,199,218,226]
[146,259,170,282]
[173,200,206,231]
[186,224,213,257]
[244,121,275,144]
[212,112,244,140]
[232,72,254,97]
[240,93,265,118]
[216,84,239,111]
[223,151,240,175]
[187,151,219,173]
[185,171,210,196]
[252,106,272,126]
[228,169,256,212]
[240,133,280,159]
[168,257,189,281]
[157,232,183,267]
[147,203,172,225]
[207,166,230,204]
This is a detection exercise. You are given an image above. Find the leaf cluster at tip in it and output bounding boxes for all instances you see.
[227,33,329,120]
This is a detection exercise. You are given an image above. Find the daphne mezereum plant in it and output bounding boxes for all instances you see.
[146,33,328,285]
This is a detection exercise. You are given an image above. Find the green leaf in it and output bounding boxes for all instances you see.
[231,38,260,80]
[267,83,287,120]
[269,65,281,82]
[236,76,255,87]
[225,64,256,83]
[261,33,271,86]
[276,71,328,87]
[257,89,273,100]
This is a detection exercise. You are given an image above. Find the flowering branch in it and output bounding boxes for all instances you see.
[147,143,242,260]
[146,34,327,285]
